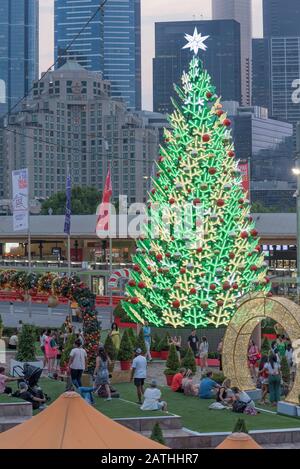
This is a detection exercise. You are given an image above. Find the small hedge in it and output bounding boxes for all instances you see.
[164,344,180,376]
[104,334,118,361]
[16,324,36,362]
[181,346,196,374]
[117,329,134,361]
[151,423,165,445]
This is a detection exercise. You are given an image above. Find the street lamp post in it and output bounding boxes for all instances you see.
[293,122,300,298]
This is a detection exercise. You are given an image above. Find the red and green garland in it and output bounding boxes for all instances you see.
[0,270,100,371]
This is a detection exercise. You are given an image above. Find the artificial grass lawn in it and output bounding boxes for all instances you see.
[1,378,300,433]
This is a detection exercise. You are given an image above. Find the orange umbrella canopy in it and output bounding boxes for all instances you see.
[0,392,167,449]
[216,433,262,450]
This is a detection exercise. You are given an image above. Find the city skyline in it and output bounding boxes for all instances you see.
[40,0,263,110]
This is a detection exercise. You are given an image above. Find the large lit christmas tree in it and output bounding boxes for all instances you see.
[123,29,270,329]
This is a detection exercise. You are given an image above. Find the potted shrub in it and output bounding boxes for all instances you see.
[11,324,43,375]
[104,334,117,372]
[261,337,271,356]
[158,333,170,360]
[233,418,248,434]
[164,343,180,386]
[127,327,137,348]
[151,334,161,359]
[181,346,196,374]
[151,423,165,445]
[117,329,134,370]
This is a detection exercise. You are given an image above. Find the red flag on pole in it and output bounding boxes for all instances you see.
[96,167,112,238]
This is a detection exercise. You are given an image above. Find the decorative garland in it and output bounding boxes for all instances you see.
[0,269,100,371]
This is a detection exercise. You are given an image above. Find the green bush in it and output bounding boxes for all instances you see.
[211,372,225,384]
[136,328,147,355]
[281,356,290,384]
[16,324,36,362]
[157,333,170,352]
[151,333,160,352]
[60,334,76,369]
[127,327,137,348]
[164,344,180,376]
[181,346,196,374]
[151,423,165,445]
[104,334,118,361]
[117,329,134,361]
[233,418,248,434]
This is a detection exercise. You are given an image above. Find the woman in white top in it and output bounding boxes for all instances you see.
[264,354,281,406]
[199,336,209,373]
[141,380,167,411]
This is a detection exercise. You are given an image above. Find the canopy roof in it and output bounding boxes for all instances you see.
[0,392,167,449]
[216,432,262,450]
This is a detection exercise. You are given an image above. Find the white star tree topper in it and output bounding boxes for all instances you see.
[183,28,209,55]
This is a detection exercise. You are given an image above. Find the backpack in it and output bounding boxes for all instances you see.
[232,400,247,413]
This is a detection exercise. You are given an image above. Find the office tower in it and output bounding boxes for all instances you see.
[212,0,252,106]
[263,0,300,37]
[153,20,241,114]
[252,39,270,109]
[0,0,39,116]
[54,0,141,110]
[2,62,158,203]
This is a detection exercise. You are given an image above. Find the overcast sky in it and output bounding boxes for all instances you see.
[40,0,263,110]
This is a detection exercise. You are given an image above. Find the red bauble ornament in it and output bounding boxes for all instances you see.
[147,266,152,271]
[238,198,244,204]
[158,156,164,163]
[131,297,139,304]
[193,198,201,206]
[216,110,224,117]
[255,245,261,252]
[265,276,270,284]
[178,156,182,161]
[197,247,203,253]
[217,300,224,307]
[187,188,192,194]
[165,137,170,143]
[250,265,258,271]
[133,264,140,272]
[232,283,238,290]
[202,134,210,142]
[223,282,231,290]
[250,229,258,237]
[138,281,146,289]
[190,288,197,295]
[128,280,136,287]
[208,167,217,175]
[166,252,171,258]
[164,185,169,190]
[206,92,213,99]
[267,292,273,297]
[171,236,175,241]
[223,118,231,127]
[172,300,180,308]
[210,284,217,291]
[228,150,235,158]
[180,268,186,274]
[156,253,163,261]
[241,231,248,239]
[151,188,156,194]
[169,197,175,205]
[217,199,225,207]
[156,171,161,177]
[158,268,164,273]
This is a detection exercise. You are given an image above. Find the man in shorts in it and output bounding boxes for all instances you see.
[130,348,147,405]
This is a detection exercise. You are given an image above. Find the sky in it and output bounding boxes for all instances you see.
[40,0,263,110]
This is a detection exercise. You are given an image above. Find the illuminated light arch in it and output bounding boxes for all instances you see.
[223,295,300,404]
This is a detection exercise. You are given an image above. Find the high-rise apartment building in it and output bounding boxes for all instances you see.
[0,0,39,116]
[263,0,300,37]
[153,20,241,114]
[252,39,270,109]
[2,62,158,203]
[54,0,141,110]
[212,0,252,106]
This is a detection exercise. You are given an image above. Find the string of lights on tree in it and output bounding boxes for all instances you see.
[122,29,270,329]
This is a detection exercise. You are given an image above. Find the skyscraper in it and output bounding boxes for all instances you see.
[0,0,39,116]
[153,20,241,114]
[252,38,270,109]
[212,0,252,106]
[263,0,300,37]
[54,0,141,110]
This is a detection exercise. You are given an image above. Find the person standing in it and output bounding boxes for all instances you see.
[109,322,121,351]
[143,321,152,362]
[8,331,18,350]
[199,336,209,373]
[40,329,47,369]
[187,330,199,357]
[68,338,87,388]
[130,348,147,405]
[264,354,281,406]
[44,330,58,378]
[247,339,260,380]
[217,338,223,371]
[94,346,112,401]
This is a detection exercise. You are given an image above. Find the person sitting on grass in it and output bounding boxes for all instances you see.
[182,369,199,396]
[130,348,147,405]
[171,368,186,393]
[231,387,256,411]
[216,378,234,406]
[141,379,167,411]
[16,382,47,410]
[0,367,19,395]
[198,371,220,399]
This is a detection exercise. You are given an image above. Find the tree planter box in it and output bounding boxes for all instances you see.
[208,359,220,367]
[160,351,169,360]
[114,317,137,330]
[10,359,43,377]
[120,360,131,371]
[165,374,174,386]
[151,351,160,359]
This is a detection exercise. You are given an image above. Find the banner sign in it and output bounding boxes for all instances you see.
[12,168,29,232]
[238,162,250,197]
